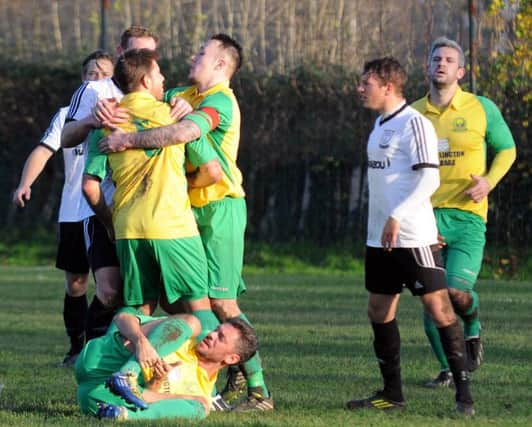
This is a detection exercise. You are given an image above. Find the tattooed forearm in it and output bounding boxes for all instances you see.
[130,120,201,149]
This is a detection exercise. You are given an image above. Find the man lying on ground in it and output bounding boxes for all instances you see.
[75,310,257,421]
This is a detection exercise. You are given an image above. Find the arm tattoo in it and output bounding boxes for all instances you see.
[130,120,201,149]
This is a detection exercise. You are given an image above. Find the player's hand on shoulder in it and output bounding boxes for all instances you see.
[169,97,193,121]
[464,174,491,203]
[93,97,129,130]
[13,186,31,208]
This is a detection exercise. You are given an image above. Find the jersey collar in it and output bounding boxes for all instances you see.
[423,86,466,114]
[379,102,408,125]
[120,91,158,107]
[195,80,231,98]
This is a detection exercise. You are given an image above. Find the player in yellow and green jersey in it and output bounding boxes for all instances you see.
[96,34,273,412]
[412,37,516,388]
[75,310,257,421]
[82,49,220,339]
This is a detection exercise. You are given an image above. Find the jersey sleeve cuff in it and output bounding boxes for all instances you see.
[412,163,439,170]
[183,110,216,137]
[39,142,58,154]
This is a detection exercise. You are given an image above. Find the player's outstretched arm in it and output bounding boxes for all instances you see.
[99,119,201,153]
[13,146,54,207]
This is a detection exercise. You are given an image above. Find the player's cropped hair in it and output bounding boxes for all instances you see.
[363,57,407,95]
[429,36,465,68]
[211,33,243,75]
[120,25,159,50]
[114,49,160,95]
[226,318,258,363]
[81,50,113,74]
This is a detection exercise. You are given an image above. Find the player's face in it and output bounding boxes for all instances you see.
[83,58,113,81]
[357,73,387,112]
[188,39,221,85]
[147,60,165,101]
[428,46,465,88]
[196,323,240,364]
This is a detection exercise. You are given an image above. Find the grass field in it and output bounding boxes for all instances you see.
[0,265,531,426]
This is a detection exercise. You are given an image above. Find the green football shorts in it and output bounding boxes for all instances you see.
[193,197,247,299]
[116,237,209,306]
[435,208,486,291]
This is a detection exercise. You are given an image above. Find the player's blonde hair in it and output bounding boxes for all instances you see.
[429,37,466,68]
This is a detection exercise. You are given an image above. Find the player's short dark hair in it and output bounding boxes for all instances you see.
[81,49,113,74]
[211,33,243,75]
[120,25,159,50]
[114,48,159,94]
[226,318,258,363]
[362,57,407,95]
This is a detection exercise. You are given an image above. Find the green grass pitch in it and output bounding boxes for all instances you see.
[0,266,531,426]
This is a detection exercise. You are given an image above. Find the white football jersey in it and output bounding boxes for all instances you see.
[366,104,439,248]
[66,78,123,220]
[39,107,86,223]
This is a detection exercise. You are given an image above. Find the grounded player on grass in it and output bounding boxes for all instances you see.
[345,57,474,416]
[95,34,273,412]
[75,311,257,421]
[412,37,516,387]
[12,50,113,367]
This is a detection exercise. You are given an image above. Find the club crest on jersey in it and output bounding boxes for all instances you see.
[74,147,84,156]
[452,117,467,132]
[379,130,394,148]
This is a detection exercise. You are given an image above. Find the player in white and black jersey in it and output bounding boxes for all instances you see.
[346,57,474,416]
[13,50,114,367]
[61,26,159,342]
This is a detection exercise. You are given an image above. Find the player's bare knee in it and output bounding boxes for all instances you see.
[422,290,456,327]
[96,285,120,308]
[367,305,387,323]
[179,314,201,336]
[210,298,240,321]
[65,273,89,297]
[448,288,472,314]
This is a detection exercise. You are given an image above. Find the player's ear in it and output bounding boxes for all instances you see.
[140,73,150,90]
[215,56,226,71]
[225,353,241,366]
[457,66,466,80]
[385,81,394,95]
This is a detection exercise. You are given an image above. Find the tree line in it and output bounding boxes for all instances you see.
[0,0,529,255]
